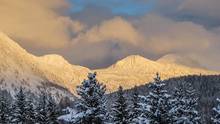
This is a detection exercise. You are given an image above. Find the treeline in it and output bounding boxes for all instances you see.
[0,88,61,124]
[61,72,220,124]
[1,73,220,124]
[123,75,220,123]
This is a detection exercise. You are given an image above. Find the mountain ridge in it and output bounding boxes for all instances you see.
[157,54,205,69]
[95,54,218,91]
[109,55,159,69]
[0,32,218,95]
[0,32,88,99]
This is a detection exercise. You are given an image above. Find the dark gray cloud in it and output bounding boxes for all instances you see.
[69,5,115,27]
[154,0,220,28]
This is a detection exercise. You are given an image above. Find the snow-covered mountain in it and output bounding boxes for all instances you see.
[95,55,218,91]
[0,32,218,96]
[157,54,205,69]
[0,32,89,99]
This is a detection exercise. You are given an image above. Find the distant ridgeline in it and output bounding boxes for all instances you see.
[108,75,220,124]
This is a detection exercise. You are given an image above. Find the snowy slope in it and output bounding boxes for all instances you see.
[0,32,89,99]
[157,54,205,69]
[0,32,218,96]
[95,55,218,91]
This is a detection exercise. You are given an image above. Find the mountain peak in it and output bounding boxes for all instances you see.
[41,54,66,62]
[0,32,28,54]
[40,54,70,67]
[0,32,18,47]
[157,54,183,63]
[157,54,205,68]
[109,55,157,69]
[0,32,11,40]
[120,55,148,62]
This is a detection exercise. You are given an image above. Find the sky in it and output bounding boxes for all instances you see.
[0,0,220,70]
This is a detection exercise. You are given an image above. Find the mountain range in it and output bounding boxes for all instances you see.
[0,32,218,97]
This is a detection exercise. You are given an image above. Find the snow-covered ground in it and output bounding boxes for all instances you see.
[58,107,77,122]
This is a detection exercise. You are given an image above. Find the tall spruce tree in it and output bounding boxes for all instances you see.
[36,90,49,124]
[169,82,200,124]
[25,98,36,123]
[112,86,130,124]
[73,72,107,124]
[36,90,60,124]
[0,92,11,124]
[47,95,60,124]
[129,86,142,123]
[145,73,171,124]
[169,83,184,123]
[212,98,220,124]
[11,87,28,123]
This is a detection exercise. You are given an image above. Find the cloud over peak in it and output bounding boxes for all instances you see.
[73,17,142,45]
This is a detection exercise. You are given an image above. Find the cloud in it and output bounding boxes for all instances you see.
[136,14,219,70]
[135,15,215,54]
[68,14,220,70]
[60,40,146,69]
[134,15,220,70]
[154,0,220,28]
[178,0,220,18]
[73,17,142,45]
[74,14,217,57]
[0,0,84,49]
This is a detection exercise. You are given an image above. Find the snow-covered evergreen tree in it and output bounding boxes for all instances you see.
[212,98,220,124]
[169,83,184,123]
[36,90,50,124]
[145,73,171,124]
[36,90,61,124]
[47,95,60,124]
[25,98,36,123]
[0,92,11,124]
[137,95,150,124]
[169,82,200,124]
[112,86,130,124]
[73,72,107,124]
[129,86,142,123]
[11,87,29,123]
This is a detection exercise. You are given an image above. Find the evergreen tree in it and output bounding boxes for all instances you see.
[11,87,28,123]
[138,95,151,124]
[0,92,11,124]
[73,72,107,124]
[36,90,50,124]
[47,95,60,124]
[25,98,36,123]
[112,86,130,124]
[36,91,60,124]
[129,86,142,123]
[212,98,220,124]
[145,73,171,124]
[169,83,184,123]
[169,82,200,124]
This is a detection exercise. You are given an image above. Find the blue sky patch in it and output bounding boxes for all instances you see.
[69,0,156,16]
